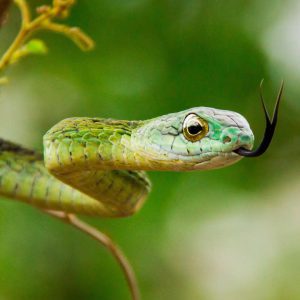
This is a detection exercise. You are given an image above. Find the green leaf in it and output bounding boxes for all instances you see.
[24,39,48,55]
[10,39,48,64]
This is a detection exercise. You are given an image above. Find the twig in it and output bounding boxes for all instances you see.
[43,210,140,300]
[0,0,94,72]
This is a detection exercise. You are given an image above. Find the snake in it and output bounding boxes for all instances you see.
[0,83,283,217]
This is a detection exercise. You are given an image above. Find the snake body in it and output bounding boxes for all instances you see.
[0,107,254,217]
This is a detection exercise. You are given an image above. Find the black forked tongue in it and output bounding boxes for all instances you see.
[234,80,284,157]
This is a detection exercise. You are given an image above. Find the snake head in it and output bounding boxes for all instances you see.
[131,107,254,171]
[131,82,283,171]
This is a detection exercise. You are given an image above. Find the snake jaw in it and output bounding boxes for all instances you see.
[234,80,284,157]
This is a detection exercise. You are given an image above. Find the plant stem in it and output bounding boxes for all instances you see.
[0,0,93,72]
[0,0,32,70]
[44,210,140,300]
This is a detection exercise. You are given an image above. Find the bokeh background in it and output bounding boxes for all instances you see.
[0,0,299,299]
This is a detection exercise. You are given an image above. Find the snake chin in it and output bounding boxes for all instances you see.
[192,152,242,170]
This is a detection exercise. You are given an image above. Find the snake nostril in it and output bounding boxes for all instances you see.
[223,136,232,144]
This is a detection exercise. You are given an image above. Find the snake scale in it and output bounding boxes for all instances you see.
[0,83,283,217]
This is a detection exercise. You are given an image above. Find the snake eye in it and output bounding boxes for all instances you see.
[183,114,208,142]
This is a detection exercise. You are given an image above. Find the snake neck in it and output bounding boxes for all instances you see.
[43,117,155,174]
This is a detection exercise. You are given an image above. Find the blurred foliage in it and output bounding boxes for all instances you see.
[0,0,11,27]
[0,0,299,299]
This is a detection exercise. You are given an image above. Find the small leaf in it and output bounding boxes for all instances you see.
[10,39,48,64]
[25,39,48,55]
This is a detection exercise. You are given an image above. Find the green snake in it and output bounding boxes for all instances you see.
[0,83,283,217]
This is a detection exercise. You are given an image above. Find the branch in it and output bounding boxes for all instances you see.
[43,210,140,300]
[0,0,94,73]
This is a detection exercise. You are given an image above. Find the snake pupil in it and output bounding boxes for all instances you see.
[188,123,203,135]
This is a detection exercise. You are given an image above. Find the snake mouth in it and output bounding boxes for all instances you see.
[232,144,252,155]
[234,80,284,158]
[233,146,253,156]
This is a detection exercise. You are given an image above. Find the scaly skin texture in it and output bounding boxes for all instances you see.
[0,107,254,217]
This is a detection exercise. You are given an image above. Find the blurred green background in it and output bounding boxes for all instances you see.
[0,0,300,299]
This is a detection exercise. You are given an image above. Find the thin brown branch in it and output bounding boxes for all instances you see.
[15,0,30,26]
[43,210,140,300]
